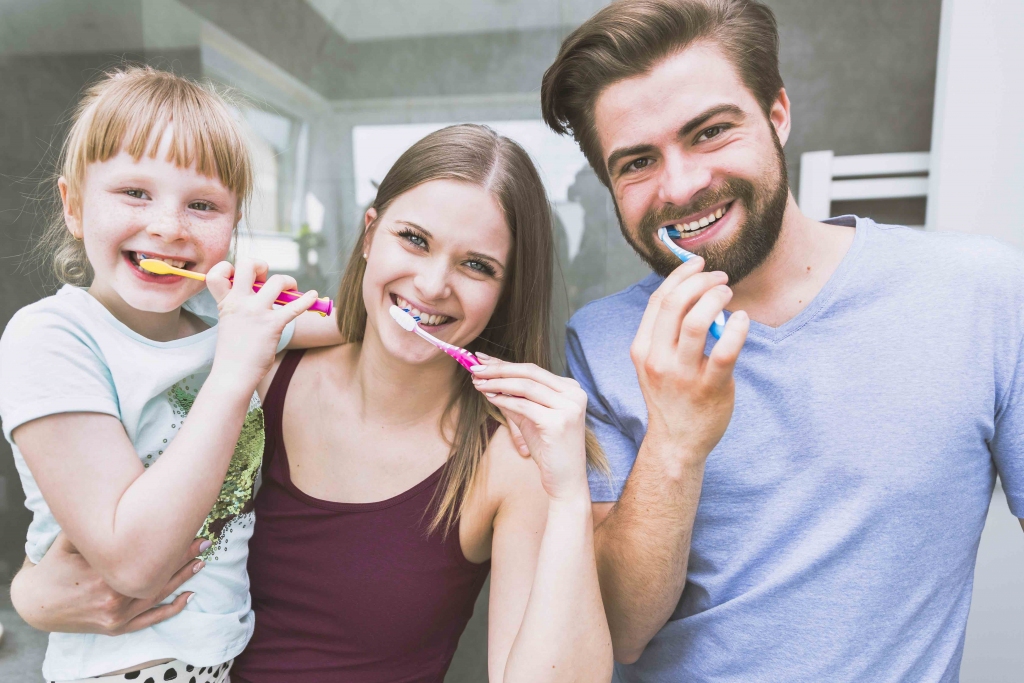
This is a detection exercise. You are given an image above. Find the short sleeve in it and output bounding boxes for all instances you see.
[566,323,638,503]
[0,309,119,442]
[992,333,1024,517]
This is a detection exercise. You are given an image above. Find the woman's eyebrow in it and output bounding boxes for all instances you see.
[395,220,433,238]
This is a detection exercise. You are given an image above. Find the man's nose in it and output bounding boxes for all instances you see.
[657,150,712,208]
[413,258,452,301]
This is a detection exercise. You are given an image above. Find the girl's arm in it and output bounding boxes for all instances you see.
[471,358,613,683]
[15,261,317,599]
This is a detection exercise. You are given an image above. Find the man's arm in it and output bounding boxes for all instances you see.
[589,260,748,663]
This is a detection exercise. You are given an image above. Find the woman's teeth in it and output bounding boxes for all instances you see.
[674,206,726,234]
[395,296,451,326]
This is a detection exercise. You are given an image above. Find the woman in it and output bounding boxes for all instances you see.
[11,124,614,682]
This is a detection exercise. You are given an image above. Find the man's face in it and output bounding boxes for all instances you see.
[594,43,790,282]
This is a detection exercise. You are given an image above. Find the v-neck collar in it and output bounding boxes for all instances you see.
[741,215,868,344]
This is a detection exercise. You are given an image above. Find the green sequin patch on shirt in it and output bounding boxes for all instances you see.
[168,383,264,560]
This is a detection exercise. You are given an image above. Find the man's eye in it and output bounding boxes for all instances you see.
[697,125,726,142]
[189,201,214,211]
[624,158,652,173]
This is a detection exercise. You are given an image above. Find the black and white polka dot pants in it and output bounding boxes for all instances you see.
[57,658,232,683]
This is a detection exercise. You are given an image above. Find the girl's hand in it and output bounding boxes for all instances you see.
[206,258,318,392]
[471,354,589,502]
[10,533,206,635]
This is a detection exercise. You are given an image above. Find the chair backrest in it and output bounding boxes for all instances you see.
[798,150,930,225]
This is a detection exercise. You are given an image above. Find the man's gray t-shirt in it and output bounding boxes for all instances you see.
[567,217,1024,682]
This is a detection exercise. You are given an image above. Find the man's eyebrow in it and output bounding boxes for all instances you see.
[678,104,746,138]
[394,220,433,238]
[605,105,746,176]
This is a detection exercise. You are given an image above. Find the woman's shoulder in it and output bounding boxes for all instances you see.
[476,422,547,509]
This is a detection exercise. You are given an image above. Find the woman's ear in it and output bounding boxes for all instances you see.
[362,208,378,257]
[58,177,82,240]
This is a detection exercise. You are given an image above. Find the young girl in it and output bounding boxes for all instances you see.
[0,67,340,682]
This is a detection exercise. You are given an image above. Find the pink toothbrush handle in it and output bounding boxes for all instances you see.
[445,347,479,372]
[244,279,333,317]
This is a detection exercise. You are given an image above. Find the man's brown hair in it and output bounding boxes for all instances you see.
[541,0,784,186]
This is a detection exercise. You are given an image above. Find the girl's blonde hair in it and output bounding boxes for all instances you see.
[38,65,253,286]
[336,124,607,536]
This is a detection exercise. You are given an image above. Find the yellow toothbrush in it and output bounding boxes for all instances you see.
[138,259,333,317]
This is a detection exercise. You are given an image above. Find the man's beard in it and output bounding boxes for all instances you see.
[619,134,790,284]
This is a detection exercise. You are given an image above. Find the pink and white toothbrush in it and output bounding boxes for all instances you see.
[389,305,479,372]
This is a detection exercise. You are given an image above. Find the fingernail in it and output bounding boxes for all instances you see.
[714,284,731,293]
[469,365,486,372]
[518,445,529,455]
[186,593,195,604]
[199,540,212,552]
[485,392,497,398]
[193,560,205,574]
[475,352,492,360]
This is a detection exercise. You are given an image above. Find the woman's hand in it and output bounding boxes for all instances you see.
[10,533,206,635]
[206,258,319,392]
[471,355,589,502]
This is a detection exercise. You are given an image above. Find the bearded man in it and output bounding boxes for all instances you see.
[541,1,1024,681]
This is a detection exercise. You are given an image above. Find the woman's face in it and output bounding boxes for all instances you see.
[362,179,512,367]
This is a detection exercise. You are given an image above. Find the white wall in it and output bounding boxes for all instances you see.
[926,0,1024,246]
[928,0,1024,678]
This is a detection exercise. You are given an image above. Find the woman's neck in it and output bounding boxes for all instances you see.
[349,326,461,429]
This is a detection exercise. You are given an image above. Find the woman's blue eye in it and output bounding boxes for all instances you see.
[190,201,214,211]
[466,260,496,276]
[125,189,146,199]
[400,230,427,248]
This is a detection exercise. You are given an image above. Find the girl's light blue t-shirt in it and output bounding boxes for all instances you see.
[0,285,293,680]
[568,217,1024,683]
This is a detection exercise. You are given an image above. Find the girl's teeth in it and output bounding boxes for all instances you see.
[395,296,450,326]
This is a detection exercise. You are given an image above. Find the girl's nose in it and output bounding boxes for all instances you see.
[146,208,189,241]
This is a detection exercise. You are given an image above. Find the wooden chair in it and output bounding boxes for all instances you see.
[798,150,930,227]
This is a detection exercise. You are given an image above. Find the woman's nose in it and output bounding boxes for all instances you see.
[413,259,452,301]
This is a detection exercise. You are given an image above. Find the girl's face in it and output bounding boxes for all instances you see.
[62,126,238,316]
[362,179,512,367]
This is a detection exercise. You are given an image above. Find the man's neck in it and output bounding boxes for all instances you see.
[728,193,856,328]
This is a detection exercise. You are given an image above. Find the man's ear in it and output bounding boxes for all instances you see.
[58,177,82,240]
[769,88,792,148]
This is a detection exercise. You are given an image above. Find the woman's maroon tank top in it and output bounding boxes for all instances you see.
[231,350,491,683]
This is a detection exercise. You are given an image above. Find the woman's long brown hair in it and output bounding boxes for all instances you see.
[335,124,606,535]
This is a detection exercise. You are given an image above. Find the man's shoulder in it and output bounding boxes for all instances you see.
[867,218,1024,283]
[568,273,661,342]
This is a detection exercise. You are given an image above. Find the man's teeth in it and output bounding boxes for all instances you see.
[137,253,186,269]
[395,296,451,326]
[674,206,726,234]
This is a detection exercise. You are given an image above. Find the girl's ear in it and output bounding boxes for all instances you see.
[58,177,82,240]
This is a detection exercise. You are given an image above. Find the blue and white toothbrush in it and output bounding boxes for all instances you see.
[657,226,727,339]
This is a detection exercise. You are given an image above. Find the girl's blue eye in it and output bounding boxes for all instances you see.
[190,201,214,211]
[125,189,146,199]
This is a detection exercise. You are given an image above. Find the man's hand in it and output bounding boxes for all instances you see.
[630,258,749,462]
[11,533,206,635]
[596,258,748,663]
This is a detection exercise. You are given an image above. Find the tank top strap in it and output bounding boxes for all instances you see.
[261,349,306,470]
